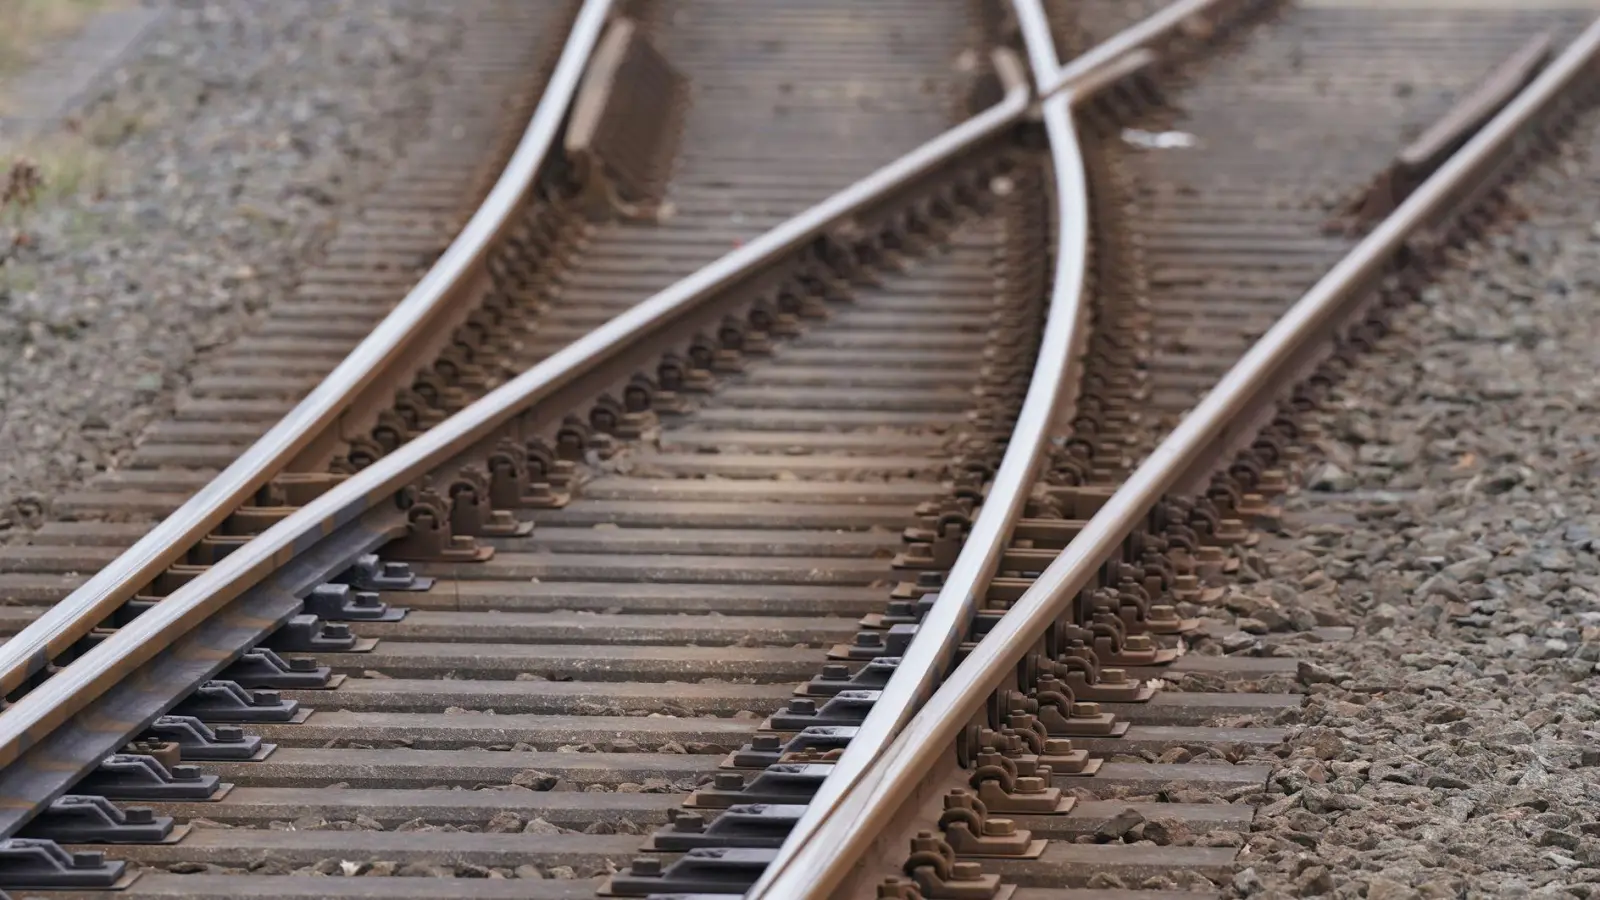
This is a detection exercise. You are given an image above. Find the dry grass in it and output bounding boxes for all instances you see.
[15,131,110,201]
[1,115,117,288]
[0,1,126,293]
[0,0,122,78]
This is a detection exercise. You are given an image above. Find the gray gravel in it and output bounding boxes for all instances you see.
[0,0,460,533]
[1207,118,1600,897]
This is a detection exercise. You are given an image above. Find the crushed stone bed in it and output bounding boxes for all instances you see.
[1214,112,1600,898]
[0,0,460,533]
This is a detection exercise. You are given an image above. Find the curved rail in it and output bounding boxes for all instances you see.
[746,9,1099,900]
[747,1,1090,894]
[0,0,616,699]
[0,53,1034,769]
[754,7,1600,897]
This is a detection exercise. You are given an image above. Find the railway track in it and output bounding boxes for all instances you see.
[0,0,1597,898]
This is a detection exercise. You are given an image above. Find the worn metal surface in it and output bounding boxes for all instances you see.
[0,516,399,837]
[749,3,1600,897]
[2,2,1024,893]
[0,38,1032,782]
[0,0,603,700]
[9,0,1600,897]
[1347,33,1554,223]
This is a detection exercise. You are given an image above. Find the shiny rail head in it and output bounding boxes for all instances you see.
[1038,0,1287,100]
[0,0,620,706]
[746,0,1290,892]
[752,9,1600,900]
[0,33,1038,834]
[746,0,1151,895]
[1341,32,1555,228]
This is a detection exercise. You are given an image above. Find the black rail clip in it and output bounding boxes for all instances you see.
[305,582,406,622]
[687,763,830,809]
[173,681,302,723]
[19,795,174,844]
[803,657,900,696]
[834,623,917,660]
[767,690,879,730]
[77,753,223,801]
[876,594,936,626]
[730,725,857,769]
[604,847,778,897]
[0,839,128,890]
[222,647,335,690]
[645,803,804,851]
[337,554,434,591]
[263,614,364,653]
[142,715,269,761]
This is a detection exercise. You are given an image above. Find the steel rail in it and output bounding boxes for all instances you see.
[0,0,614,700]
[1039,0,1227,99]
[747,1,1087,895]
[744,2,1096,896]
[758,10,1600,899]
[748,0,1246,892]
[0,54,1033,770]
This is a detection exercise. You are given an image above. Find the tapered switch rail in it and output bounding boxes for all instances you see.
[0,49,1034,793]
[1343,32,1553,226]
[753,9,1600,899]
[744,21,1088,900]
[565,16,689,215]
[0,0,616,703]
[743,0,1276,894]
[1039,0,1238,98]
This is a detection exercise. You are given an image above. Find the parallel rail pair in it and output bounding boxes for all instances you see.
[756,4,1600,897]
[0,0,1596,896]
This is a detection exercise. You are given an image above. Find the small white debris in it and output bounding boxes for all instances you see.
[1121,128,1199,150]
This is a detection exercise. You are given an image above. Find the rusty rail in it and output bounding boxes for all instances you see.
[754,9,1600,898]
[0,0,616,701]
[0,49,1033,779]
